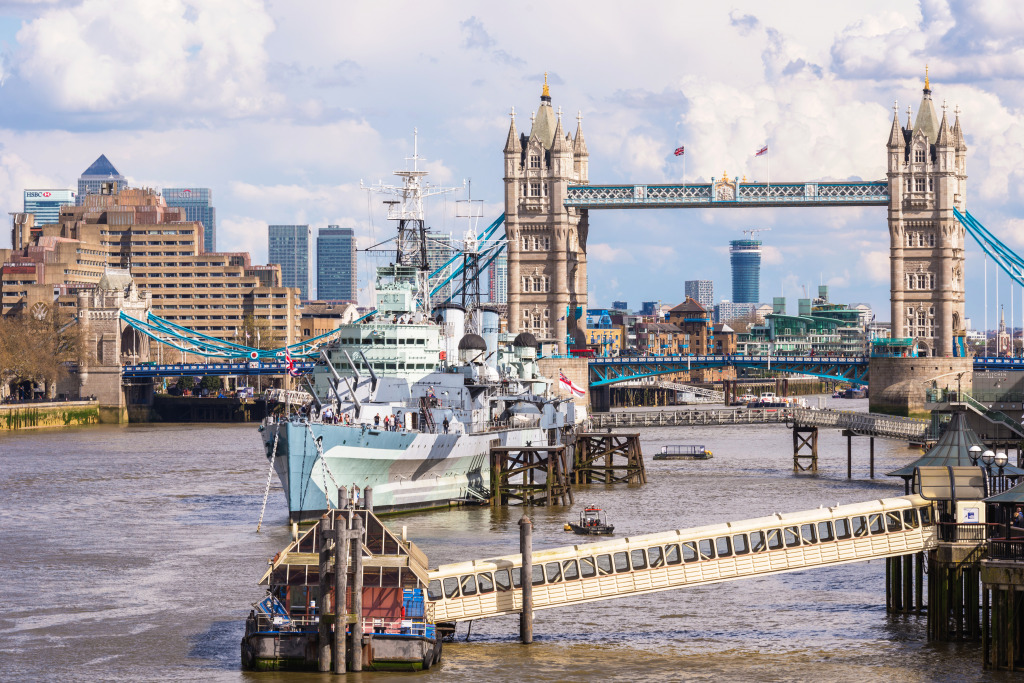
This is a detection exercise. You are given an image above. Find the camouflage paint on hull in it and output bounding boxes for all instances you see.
[262,421,549,520]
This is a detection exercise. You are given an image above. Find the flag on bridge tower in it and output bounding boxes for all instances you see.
[755,144,770,189]
[674,145,687,185]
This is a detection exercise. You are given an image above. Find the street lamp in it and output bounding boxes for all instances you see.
[969,445,982,465]
[982,450,996,467]
[995,451,1010,493]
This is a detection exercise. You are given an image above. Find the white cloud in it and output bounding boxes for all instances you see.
[858,250,890,283]
[219,217,269,262]
[2,0,1023,324]
[762,245,784,265]
[16,0,276,115]
[588,243,633,263]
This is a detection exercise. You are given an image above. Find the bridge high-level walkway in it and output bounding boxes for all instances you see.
[426,495,937,623]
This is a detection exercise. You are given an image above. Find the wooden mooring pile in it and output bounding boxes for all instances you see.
[489,445,574,506]
[487,432,645,506]
[572,432,646,485]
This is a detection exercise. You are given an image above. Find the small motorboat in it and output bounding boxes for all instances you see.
[566,506,615,535]
[654,445,713,460]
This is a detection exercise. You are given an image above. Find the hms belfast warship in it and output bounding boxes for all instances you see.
[259,139,578,522]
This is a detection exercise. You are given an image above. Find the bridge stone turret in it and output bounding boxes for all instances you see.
[78,268,152,423]
[886,71,968,358]
[872,75,973,416]
[504,75,589,354]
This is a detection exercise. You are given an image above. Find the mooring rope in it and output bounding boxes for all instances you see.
[256,422,281,533]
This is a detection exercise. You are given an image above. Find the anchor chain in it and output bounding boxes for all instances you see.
[256,422,281,533]
[306,420,341,506]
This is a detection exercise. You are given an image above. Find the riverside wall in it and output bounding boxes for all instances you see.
[0,400,101,431]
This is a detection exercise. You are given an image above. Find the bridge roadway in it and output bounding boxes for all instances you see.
[121,361,315,378]
[589,407,930,441]
[590,354,1024,387]
[564,181,890,209]
[426,494,935,623]
[120,355,1024,384]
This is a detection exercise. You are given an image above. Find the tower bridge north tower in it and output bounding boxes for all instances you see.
[887,74,968,358]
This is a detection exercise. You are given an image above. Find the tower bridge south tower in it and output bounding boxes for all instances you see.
[503,76,590,353]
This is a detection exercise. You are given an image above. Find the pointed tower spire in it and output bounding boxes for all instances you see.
[541,72,551,102]
[504,106,521,154]
[953,105,966,151]
[887,99,904,148]
[550,111,570,153]
[573,110,588,156]
[936,102,952,146]
[913,66,940,143]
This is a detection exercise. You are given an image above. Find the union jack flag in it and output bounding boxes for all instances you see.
[285,347,302,377]
[755,145,768,157]
[673,146,685,156]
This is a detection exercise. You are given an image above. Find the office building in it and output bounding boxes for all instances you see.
[77,155,126,205]
[640,301,659,316]
[268,225,311,300]
[1,188,301,348]
[23,189,76,227]
[487,251,508,304]
[684,280,713,310]
[611,300,628,312]
[729,239,762,303]
[316,226,357,302]
[714,300,756,324]
[163,187,217,252]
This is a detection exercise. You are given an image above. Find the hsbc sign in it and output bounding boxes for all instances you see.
[25,190,74,201]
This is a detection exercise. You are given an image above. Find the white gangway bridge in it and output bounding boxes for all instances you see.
[426,494,937,623]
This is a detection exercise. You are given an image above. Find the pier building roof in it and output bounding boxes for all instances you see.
[889,411,1024,478]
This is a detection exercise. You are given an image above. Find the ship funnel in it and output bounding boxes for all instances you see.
[433,303,466,365]
[479,305,501,372]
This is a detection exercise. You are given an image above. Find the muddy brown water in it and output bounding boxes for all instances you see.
[0,398,1015,681]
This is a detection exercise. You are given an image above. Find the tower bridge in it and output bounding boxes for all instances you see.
[503,72,977,415]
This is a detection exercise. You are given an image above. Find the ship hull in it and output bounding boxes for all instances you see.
[261,421,550,521]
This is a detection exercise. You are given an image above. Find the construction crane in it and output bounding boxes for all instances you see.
[742,227,771,239]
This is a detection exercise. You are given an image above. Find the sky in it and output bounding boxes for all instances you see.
[2,0,1024,329]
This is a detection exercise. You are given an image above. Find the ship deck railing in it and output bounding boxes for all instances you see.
[363,618,436,639]
[251,611,318,635]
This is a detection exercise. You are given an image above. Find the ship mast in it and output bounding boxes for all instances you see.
[362,130,462,317]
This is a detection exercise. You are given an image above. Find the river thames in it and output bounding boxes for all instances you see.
[0,398,1016,681]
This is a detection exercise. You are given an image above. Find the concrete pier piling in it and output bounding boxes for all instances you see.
[317,514,333,672]
[349,514,364,672]
[981,559,1024,670]
[333,505,349,674]
[885,553,927,615]
[520,515,533,644]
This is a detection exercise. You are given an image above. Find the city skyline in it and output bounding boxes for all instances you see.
[1,3,1024,326]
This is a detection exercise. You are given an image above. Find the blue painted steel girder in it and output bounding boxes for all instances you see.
[588,355,869,387]
[122,362,315,378]
[565,181,889,209]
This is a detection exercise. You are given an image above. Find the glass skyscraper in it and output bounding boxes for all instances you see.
[316,226,357,302]
[163,187,217,252]
[268,224,311,300]
[77,155,125,205]
[487,251,508,304]
[729,239,762,304]
[23,189,75,226]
